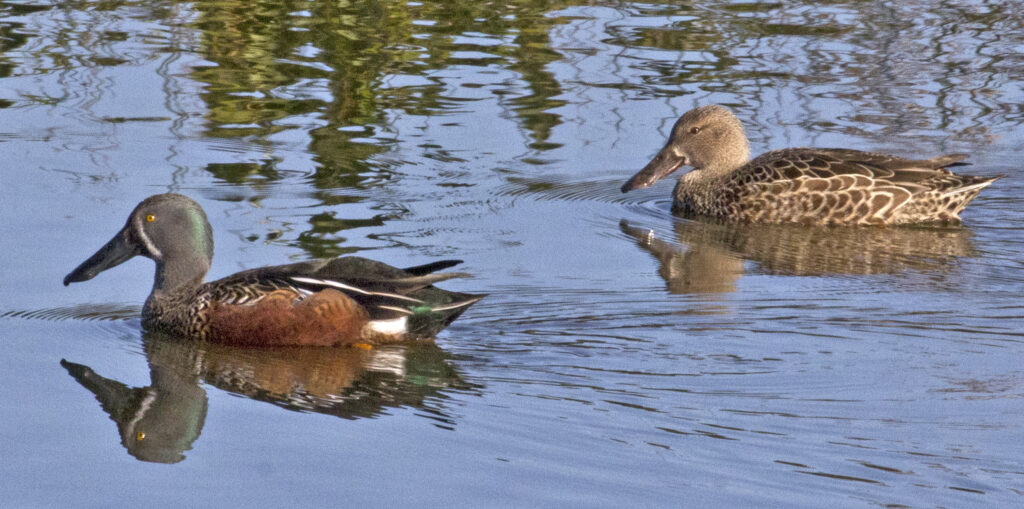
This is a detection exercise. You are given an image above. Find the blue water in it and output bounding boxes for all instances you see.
[2,0,1023,506]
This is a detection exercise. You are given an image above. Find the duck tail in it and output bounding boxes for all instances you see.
[397,293,486,339]
[941,174,1002,198]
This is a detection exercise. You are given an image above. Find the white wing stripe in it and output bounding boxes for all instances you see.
[378,305,415,315]
[289,276,425,304]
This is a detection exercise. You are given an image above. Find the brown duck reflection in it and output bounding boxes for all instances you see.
[61,333,468,464]
[620,218,976,293]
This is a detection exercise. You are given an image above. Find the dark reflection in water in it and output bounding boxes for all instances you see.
[621,218,975,294]
[61,332,469,463]
[61,356,206,465]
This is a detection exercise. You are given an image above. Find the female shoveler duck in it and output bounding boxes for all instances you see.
[621,105,1001,225]
[63,193,484,346]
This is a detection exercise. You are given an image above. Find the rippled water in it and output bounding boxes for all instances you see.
[3,0,1024,506]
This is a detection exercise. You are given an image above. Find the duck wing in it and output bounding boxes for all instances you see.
[206,256,481,321]
[739,148,969,193]
[728,149,989,224]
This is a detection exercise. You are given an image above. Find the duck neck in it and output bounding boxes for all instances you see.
[681,166,731,191]
[152,254,209,298]
[675,168,735,215]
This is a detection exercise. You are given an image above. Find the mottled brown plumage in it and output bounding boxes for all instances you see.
[622,105,1001,225]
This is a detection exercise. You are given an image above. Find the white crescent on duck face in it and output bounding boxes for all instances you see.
[622,105,1001,226]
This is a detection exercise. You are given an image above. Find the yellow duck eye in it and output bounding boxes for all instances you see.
[146,214,156,223]
[136,431,146,441]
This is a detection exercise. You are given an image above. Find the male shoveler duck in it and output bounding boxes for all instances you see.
[63,193,484,346]
[621,105,1001,225]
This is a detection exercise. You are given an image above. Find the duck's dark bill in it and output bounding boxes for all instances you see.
[63,227,138,286]
[621,145,687,193]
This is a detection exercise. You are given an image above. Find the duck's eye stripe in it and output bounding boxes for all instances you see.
[135,215,163,259]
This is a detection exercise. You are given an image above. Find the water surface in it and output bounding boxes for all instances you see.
[2,0,1024,507]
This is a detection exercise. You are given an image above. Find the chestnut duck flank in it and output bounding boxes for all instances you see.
[63,193,483,346]
[622,105,1001,225]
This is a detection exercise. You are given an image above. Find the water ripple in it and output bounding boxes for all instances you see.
[1,304,139,322]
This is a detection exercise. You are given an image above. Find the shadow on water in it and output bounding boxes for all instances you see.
[61,332,470,464]
[620,218,976,294]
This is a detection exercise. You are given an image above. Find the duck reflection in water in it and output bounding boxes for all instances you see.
[61,332,469,464]
[620,218,976,294]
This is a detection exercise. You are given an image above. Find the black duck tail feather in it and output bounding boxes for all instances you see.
[403,259,463,276]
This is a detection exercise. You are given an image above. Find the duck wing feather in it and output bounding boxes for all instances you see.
[727,149,977,224]
[204,256,473,318]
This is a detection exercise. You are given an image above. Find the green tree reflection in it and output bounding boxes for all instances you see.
[189,0,582,256]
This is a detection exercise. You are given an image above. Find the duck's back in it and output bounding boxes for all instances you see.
[680,148,997,225]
